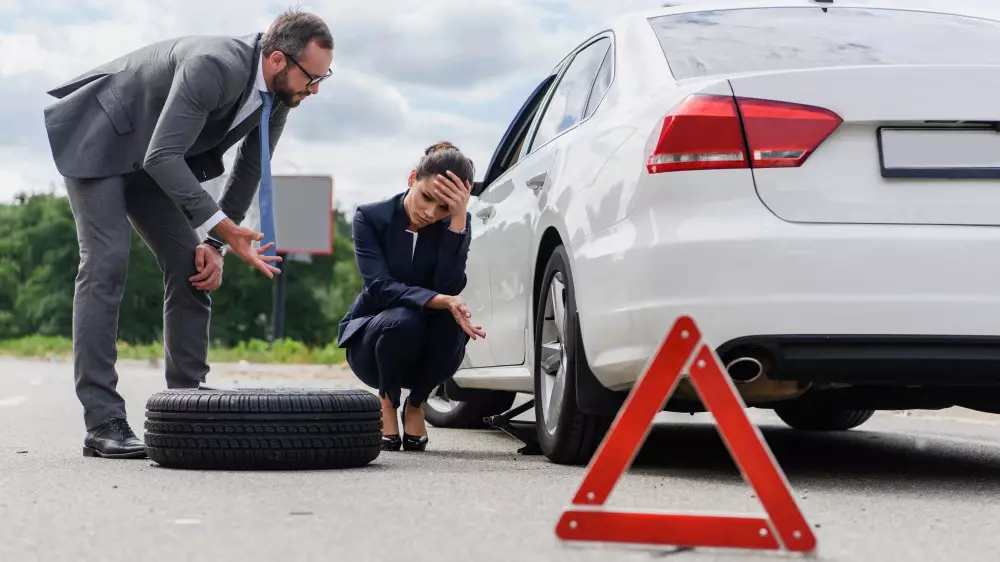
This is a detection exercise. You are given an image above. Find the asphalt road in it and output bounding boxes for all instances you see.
[3,355,1000,562]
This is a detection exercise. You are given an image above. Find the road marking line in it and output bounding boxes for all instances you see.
[0,396,27,407]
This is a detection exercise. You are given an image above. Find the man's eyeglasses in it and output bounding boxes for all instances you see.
[282,51,332,87]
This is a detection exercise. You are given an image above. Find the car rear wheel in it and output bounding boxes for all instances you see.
[423,382,516,429]
[533,246,611,465]
[774,400,875,431]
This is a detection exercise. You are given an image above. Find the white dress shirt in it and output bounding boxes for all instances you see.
[198,55,269,240]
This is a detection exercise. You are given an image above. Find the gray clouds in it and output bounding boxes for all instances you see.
[288,70,409,143]
[0,0,669,207]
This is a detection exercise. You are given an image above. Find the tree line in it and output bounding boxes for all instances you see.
[0,191,363,349]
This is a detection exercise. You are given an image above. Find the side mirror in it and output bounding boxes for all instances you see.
[471,180,485,197]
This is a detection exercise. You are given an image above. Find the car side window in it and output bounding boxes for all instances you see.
[528,37,611,153]
[584,43,614,119]
[476,74,558,194]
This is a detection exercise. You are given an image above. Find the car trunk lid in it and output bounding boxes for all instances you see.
[728,65,1000,226]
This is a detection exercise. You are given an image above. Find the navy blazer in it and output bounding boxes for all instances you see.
[337,191,472,348]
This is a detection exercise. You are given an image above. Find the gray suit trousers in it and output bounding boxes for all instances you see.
[64,171,211,430]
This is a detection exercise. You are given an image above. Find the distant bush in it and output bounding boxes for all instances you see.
[0,192,363,350]
[0,335,346,365]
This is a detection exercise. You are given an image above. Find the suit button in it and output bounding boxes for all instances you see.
[132,163,140,170]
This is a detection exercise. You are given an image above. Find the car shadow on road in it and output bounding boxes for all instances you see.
[627,422,1000,497]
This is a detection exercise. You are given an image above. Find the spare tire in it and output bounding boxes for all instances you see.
[143,387,382,470]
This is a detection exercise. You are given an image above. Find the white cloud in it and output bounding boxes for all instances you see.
[4,0,1000,221]
[0,0,664,210]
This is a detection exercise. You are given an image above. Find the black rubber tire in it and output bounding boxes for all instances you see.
[423,383,517,429]
[533,246,611,465]
[774,400,875,431]
[143,387,382,470]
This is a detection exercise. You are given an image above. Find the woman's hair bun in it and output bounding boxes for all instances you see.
[416,140,475,185]
[425,141,458,155]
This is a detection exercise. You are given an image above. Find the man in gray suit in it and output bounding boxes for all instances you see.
[42,9,334,459]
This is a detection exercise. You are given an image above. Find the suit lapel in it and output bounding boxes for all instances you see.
[411,222,437,282]
[218,33,265,150]
[219,105,263,150]
[233,33,263,111]
[387,194,414,284]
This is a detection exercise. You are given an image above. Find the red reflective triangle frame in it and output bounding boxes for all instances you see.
[556,316,817,553]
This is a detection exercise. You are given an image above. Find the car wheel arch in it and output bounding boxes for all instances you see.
[530,226,627,417]
[532,226,566,324]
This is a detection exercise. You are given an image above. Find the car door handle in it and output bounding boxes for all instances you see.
[476,206,495,222]
[526,171,548,193]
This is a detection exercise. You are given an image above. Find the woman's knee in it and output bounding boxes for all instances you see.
[374,307,425,357]
[378,307,425,339]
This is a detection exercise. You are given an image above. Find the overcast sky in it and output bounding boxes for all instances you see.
[2,0,999,213]
[0,0,666,212]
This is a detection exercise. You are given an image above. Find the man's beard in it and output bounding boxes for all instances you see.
[272,66,310,108]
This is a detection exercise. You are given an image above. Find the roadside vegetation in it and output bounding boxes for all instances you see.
[0,192,359,365]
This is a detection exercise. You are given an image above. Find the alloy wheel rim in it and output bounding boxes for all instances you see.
[539,271,568,436]
[426,383,460,414]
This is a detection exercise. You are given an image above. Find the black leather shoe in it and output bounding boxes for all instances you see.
[83,417,147,459]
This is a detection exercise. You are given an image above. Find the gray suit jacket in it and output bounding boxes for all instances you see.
[42,32,289,229]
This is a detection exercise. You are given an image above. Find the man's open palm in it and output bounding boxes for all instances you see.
[213,219,282,278]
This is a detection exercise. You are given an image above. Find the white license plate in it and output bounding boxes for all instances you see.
[878,127,1000,179]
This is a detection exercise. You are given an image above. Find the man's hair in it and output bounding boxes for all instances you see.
[261,8,334,59]
[416,141,476,186]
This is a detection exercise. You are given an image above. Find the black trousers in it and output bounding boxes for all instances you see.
[346,306,469,409]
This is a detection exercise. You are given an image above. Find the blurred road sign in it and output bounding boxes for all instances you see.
[273,175,334,255]
[197,174,334,256]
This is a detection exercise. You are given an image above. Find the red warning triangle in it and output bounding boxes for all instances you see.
[555,315,817,553]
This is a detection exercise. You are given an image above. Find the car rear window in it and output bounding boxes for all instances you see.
[648,7,1000,80]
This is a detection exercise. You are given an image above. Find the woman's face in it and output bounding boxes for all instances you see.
[406,173,451,228]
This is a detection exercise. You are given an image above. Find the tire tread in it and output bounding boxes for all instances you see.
[143,387,382,470]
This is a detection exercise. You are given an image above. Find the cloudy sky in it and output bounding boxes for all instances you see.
[2,0,999,214]
[0,0,667,212]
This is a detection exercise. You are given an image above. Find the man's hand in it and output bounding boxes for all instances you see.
[190,244,224,291]
[433,170,471,233]
[430,294,486,340]
[211,218,282,278]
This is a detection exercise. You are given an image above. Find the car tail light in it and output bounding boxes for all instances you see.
[646,95,747,174]
[647,94,842,173]
[737,97,843,168]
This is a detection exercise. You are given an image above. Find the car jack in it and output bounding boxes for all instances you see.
[484,399,542,456]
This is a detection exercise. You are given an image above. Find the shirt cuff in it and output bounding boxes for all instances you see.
[198,210,228,238]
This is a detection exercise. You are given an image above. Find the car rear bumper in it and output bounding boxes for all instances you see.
[570,172,1000,391]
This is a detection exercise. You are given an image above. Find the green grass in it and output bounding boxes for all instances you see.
[0,335,346,365]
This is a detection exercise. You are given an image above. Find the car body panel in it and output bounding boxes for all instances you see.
[453,0,1000,399]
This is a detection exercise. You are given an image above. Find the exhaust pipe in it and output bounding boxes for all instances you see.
[725,356,764,384]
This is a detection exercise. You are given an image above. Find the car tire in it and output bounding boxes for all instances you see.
[533,246,611,465]
[143,387,382,470]
[774,400,875,431]
[423,382,517,429]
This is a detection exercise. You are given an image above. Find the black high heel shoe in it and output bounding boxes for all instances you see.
[381,404,402,451]
[401,400,429,452]
[382,434,402,451]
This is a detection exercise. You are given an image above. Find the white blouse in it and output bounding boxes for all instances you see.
[407,229,417,258]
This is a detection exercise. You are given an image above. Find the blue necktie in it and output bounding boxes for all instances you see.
[258,91,277,257]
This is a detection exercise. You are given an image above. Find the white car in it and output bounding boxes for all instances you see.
[423,0,1000,464]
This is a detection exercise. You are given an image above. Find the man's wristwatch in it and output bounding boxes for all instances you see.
[203,237,227,256]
